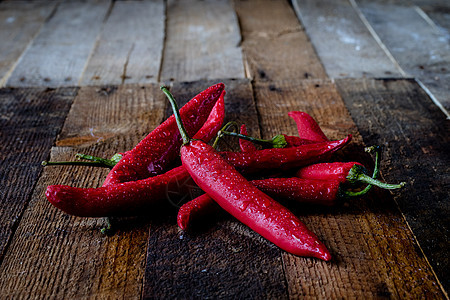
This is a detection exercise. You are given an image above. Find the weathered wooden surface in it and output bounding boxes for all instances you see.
[81,1,165,86]
[336,78,450,292]
[356,0,450,112]
[0,87,75,262]
[254,79,444,298]
[160,0,245,82]
[0,85,167,298]
[0,1,57,87]
[0,0,448,298]
[292,0,404,78]
[6,0,111,87]
[234,0,327,81]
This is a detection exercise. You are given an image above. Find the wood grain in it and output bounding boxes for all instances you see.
[292,0,404,78]
[142,79,288,299]
[160,0,245,82]
[0,87,75,262]
[0,85,167,298]
[233,0,327,81]
[81,1,165,86]
[0,1,57,87]
[6,0,111,88]
[254,79,445,298]
[336,78,450,293]
[355,0,450,112]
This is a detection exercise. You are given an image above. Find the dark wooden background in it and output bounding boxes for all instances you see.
[0,0,448,298]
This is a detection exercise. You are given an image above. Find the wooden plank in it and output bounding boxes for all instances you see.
[292,0,404,78]
[6,1,111,88]
[0,84,167,298]
[408,1,450,35]
[142,79,288,299]
[0,1,57,87]
[81,1,165,86]
[254,79,445,298]
[0,87,76,263]
[355,0,450,111]
[160,0,245,82]
[336,78,450,294]
[233,0,327,81]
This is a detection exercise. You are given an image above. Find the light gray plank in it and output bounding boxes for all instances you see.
[81,1,164,86]
[160,0,245,82]
[292,0,404,78]
[6,0,111,88]
[356,0,450,112]
[0,1,57,87]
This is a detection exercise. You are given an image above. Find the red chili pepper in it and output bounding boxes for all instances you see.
[163,86,331,261]
[220,135,352,174]
[46,165,191,217]
[296,162,364,183]
[45,137,351,217]
[176,177,339,230]
[193,90,225,142]
[178,171,405,230]
[288,111,329,142]
[103,83,225,185]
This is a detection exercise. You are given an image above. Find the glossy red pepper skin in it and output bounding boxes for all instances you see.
[296,162,364,183]
[181,140,331,261]
[193,90,225,142]
[177,178,341,230]
[252,178,340,206]
[288,111,329,142]
[47,135,349,218]
[46,165,191,217]
[222,135,351,174]
[177,193,217,230]
[103,83,225,185]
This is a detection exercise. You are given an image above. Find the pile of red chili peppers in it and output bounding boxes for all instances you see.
[44,83,405,261]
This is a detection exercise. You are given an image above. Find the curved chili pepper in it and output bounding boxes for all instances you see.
[288,111,329,142]
[45,137,351,217]
[163,86,331,261]
[296,162,365,183]
[220,135,351,174]
[177,173,405,230]
[176,178,340,230]
[46,165,191,217]
[102,83,225,186]
[192,90,225,142]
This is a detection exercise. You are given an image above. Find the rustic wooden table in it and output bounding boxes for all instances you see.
[0,0,448,298]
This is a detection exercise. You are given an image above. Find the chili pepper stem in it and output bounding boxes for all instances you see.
[41,153,121,169]
[220,130,287,148]
[212,121,239,149]
[346,164,405,190]
[347,145,382,197]
[161,86,191,145]
[100,217,113,235]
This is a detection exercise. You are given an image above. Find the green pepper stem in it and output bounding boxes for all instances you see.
[220,130,287,148]
[161,86,190,145]
[347,146,381,197]
[42,160,110,167]
[346,164,405,190]
[212,121,239,149]
[41,153,121,169]
[100,217,113,235]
